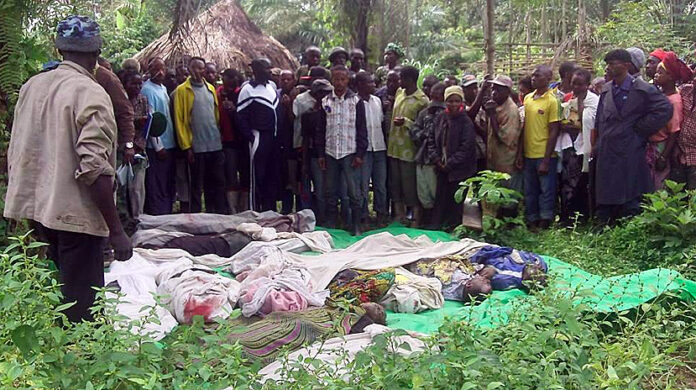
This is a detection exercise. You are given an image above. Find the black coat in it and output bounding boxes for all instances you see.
[594,77,672,205]
[427,110,477,182]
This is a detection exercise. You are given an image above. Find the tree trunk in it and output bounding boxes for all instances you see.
[600,0,610,21]
[562,0,567,41]
[484,0,495,74]
[525,9,531,63]
[354,0,370,54]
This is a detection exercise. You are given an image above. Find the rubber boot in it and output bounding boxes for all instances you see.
[226,191,239,215]
[238,191,250,212]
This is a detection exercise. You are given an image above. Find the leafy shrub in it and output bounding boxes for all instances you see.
[0,232,258,390]
[631,180,696,249]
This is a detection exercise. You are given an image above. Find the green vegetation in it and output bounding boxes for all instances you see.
[2,180,696,389]
[1,222,695,389]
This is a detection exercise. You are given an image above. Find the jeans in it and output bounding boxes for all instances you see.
[324,155,363,226]
[523,157,558,222]
[32,222,107,322]
[361,151,388,217]
[310,157,327,223]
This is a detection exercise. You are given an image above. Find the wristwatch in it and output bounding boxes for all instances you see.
[125,142,134,149]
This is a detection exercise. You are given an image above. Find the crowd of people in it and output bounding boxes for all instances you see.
[4,15,695,321]
[104,42,691,234]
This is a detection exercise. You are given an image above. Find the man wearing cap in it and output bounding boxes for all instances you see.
[626,47,646,80]
[375,42,404,88]
[296,46,322,81]
[237,58,282,211]
[141,57,177,215]
[300,79,334,223]
[328,47,349,67]
[483,75,523,193]
[5,15,132,322]
[594,49,672,224]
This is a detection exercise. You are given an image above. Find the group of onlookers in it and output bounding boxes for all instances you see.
[4,15,693,322]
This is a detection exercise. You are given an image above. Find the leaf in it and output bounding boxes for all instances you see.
[487,382,504,389]
[607,365,619,380]
[11,324,39,357]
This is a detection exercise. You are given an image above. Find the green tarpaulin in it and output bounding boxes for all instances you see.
[320,224,696,334]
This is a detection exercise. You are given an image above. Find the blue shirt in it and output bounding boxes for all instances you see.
[141,79,176,150]
[470,245,548,291]
[612,74,633,113]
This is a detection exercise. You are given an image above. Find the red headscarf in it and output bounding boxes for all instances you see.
[660,51,693,84]
[650,48,668,62]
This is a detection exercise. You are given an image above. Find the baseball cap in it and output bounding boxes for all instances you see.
[461,74,478,87]
[311,79,333,94]
[490,75,513,89]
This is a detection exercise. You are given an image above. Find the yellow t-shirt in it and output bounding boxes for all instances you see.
[523,90,561,159]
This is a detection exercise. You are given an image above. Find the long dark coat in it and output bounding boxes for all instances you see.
[427,110,477,183]
[594,76,672,205]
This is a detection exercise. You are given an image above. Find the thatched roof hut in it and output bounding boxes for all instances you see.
[134,0,299,71]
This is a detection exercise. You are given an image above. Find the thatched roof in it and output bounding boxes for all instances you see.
[134,0,299,71]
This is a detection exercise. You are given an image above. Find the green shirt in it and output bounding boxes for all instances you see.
[387,88,429,162]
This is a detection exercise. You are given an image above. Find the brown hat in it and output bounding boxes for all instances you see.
[490,75,513,89]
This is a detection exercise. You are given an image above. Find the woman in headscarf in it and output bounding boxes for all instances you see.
[649,51,692,190]
[426,86,477,229]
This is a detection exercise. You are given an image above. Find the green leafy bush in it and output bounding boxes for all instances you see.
[0,232,258,390]
[631,180,696,249]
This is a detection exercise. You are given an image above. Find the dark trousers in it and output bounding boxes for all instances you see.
[190,150,227,214]
[430,174,462,229]
[325,155,362,226]
[560,150,589,223]
[596,197,641,225]
[32,222,106,322]
[251,132,280,212]
[145,148,176,215]
[223,143,250,191]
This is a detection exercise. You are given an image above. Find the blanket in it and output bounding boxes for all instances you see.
[325,225,696,334]
[224,306,362,365]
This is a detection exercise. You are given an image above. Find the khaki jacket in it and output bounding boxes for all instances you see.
[4,61,117,237]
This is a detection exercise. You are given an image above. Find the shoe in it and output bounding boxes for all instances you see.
[526,220,539,232]
[537,219,551,229]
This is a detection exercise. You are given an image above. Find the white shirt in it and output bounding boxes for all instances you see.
[362,95,386,152]
[292,91,316,149]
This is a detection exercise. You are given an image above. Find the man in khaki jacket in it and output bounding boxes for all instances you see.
[4,15,132,322]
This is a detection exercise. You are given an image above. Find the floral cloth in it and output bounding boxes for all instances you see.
[328,268,395,303]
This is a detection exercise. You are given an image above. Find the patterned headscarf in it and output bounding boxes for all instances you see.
[659,51,693,84]
[55,15,102,53]
[384,42,405,58]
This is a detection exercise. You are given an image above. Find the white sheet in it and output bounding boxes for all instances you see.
[254,324,429,384]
